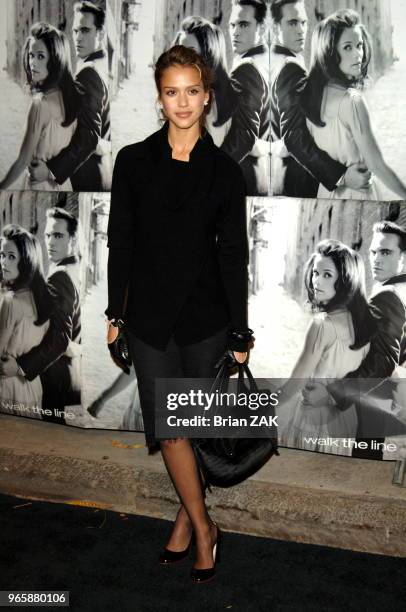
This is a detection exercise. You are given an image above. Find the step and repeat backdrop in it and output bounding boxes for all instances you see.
[1,0,406,460]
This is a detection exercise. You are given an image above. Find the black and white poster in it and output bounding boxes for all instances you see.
[110,0,271,196]
[0,0,112,192]
[0,191,84,423]
[1,0,406,464]
[270,0,406,201]
[254,196,406,459]
[0,190,144,431]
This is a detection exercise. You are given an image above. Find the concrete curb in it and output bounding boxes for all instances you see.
[1,415,406,557]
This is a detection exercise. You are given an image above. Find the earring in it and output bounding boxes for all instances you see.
[204,101,208,106]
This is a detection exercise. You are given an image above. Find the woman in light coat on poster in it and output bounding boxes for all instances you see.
[0,225,51,417]
[0,23,79,191]
[277,239,374,454]
[302,9,406,200]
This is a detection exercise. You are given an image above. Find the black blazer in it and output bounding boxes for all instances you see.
[106,122,249,351]
[270,44,345,197]
[47,50,111,192]
[328,274,406,411]
[327,276,406,440]
[221,44,270,196]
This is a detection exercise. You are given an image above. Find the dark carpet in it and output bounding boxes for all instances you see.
[0,492,405,612]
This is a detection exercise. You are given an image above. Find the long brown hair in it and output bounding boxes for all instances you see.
[0,225,52,326]
[304,239,371,349]
[23,22,79,126]
[302,10,372,127]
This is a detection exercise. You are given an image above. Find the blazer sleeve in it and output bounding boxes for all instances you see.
[17,271,75,381]
[216,161,249,351]
[275,62,345,191]
[328,289,405,408]
[105,147,136,320]
[221,63,264,164]
[47,67,104,185]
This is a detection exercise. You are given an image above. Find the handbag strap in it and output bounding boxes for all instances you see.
[237,362,258,393]
[209,361,230,396]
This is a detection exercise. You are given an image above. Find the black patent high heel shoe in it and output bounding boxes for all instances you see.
[190,524,221,584]
[158,532,195,565]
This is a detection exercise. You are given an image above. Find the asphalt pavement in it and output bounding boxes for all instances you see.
[0,492,405,612]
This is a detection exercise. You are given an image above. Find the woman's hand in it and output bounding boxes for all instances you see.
[28,158,50,184]
[301,381,336,411]
[96,138,112,156]
[107,320,119,344]
[106,319,131,374]
[232,335,254,364]
[65,340,82,358]
[0,354,19,377]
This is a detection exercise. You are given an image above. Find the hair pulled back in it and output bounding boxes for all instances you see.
[154,45,214,130]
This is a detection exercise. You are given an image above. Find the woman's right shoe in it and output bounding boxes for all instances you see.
[190,525,221,584]
[158,533,195,565]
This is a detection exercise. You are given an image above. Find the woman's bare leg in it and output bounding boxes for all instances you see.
[164,504,192,551]
[160,438,217,569]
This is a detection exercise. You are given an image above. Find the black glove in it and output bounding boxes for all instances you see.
[108,319,132,375]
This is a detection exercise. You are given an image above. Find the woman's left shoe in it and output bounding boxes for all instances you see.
[158,532,195,565]
[190,524,221,584]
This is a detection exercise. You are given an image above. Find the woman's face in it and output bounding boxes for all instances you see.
[28,39,50,84]
[159,64,209,130]
[177,32,202,55]
[337,25,364,80]
[311,254,339,305]
[0,239,21,283]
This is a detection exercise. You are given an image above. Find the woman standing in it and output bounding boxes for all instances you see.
[106,45,250,583]
[302,9,406,200]
[0,225,51,416]
[0,22,79,191]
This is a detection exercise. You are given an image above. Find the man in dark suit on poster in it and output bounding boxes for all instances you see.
[221,0,270,196]
[0,208,82,424]
[270,0,371,197]
[29,1,111,192]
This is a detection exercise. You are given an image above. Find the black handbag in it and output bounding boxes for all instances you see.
[107,319,132,375]
[192,360,279,489]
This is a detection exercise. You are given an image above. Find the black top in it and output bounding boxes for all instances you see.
[168,158,193,207]
[106,122,249,352]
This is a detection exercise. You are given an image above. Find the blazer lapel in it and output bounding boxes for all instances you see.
[148,122,216,210]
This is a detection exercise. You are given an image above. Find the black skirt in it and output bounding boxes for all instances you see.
[127,327,228,449]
